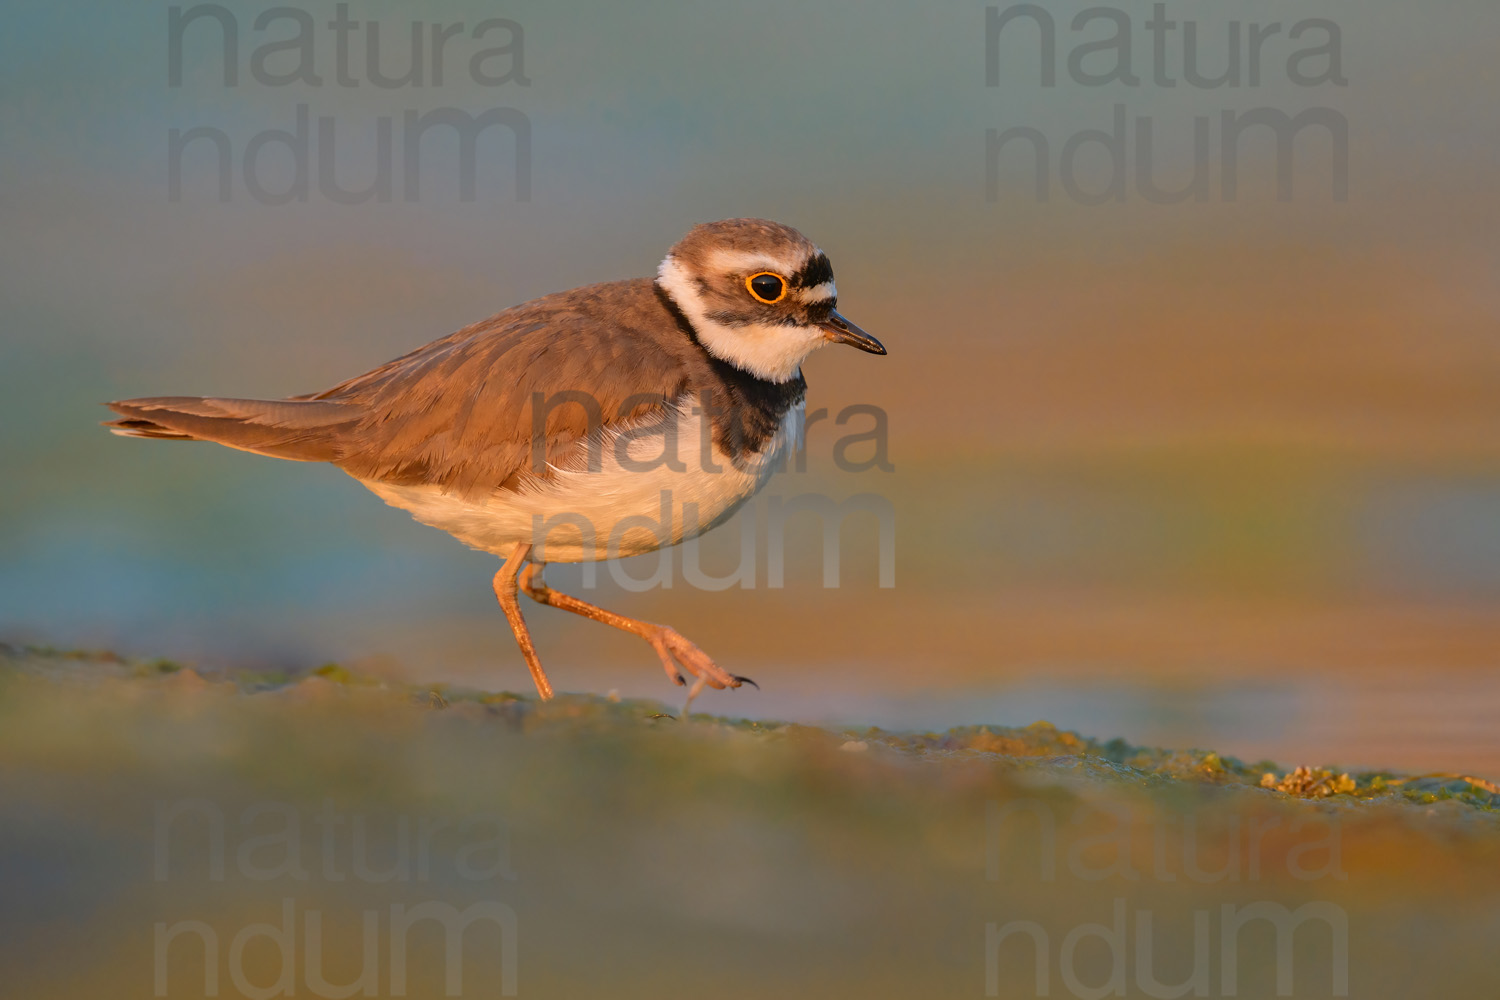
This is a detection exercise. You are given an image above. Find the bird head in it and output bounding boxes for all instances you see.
[655,218,885,383]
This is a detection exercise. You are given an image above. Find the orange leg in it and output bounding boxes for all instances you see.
[492,544,554,700]
[517,562,755,695]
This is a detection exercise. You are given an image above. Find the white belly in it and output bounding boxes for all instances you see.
[359,397,802,562]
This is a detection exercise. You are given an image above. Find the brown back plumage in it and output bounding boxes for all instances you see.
[106,278,706,497]
[304,278,700,495]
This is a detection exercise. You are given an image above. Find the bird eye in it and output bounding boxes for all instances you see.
[746,272,787,304]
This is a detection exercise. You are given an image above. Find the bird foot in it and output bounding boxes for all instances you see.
[646,626,754,695]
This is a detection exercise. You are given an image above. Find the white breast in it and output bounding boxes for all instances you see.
[359,394,802,563]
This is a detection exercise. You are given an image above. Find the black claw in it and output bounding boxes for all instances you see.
[732,674,760,690]
[672,674,687,687]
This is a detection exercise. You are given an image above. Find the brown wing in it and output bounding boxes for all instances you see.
[106,278,697,498]
[300,278,693,497]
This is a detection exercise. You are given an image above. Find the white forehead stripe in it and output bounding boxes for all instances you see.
[799,280,837,303]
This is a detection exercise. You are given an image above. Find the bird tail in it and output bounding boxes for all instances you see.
[103,396,364,463]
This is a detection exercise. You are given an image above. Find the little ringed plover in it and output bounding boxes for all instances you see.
[106,218,886,703]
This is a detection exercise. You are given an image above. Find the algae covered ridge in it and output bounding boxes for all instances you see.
[6,644,1493,809]
[2,644,1498,999]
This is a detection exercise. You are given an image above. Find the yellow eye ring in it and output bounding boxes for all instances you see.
[746,272,788,304]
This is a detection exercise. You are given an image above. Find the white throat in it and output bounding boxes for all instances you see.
[656,254,828,383]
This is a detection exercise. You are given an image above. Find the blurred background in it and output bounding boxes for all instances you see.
[4,0,1499,773]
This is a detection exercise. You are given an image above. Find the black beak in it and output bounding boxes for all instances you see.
[820,310,886,355]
